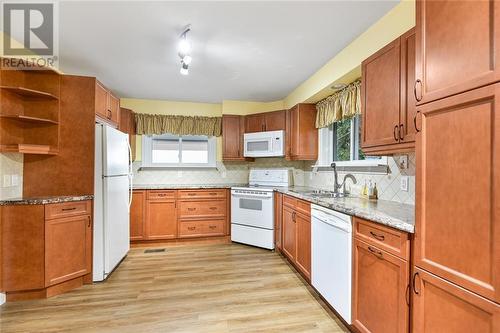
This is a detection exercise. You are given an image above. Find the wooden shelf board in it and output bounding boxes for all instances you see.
[0,114,58,125]
[0,86,59,100]
[0,144,58,155]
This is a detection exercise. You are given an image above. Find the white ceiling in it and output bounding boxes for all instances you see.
[59,1,398,103]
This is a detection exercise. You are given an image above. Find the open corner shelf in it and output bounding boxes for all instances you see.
[0,114,59,125]
[0,86,59,100]
[0,144,59,155]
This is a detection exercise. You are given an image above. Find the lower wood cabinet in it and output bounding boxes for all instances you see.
[146,200,177,240]
[0,200,93,301]
[274,192,283,251]
[131,189,229,242]
[352,239,409,333]
[411,267,500,333]
[281,195,311,281]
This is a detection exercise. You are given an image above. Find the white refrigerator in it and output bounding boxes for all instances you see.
[93,124,133,282]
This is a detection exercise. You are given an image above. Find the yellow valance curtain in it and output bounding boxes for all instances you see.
[135,113,222,137]
[315,79,361,128]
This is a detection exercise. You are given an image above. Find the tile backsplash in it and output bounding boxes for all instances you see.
[133,153,415,205]
[0,153,23,200]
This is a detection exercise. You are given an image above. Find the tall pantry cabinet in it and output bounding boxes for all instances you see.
[412,0,500,331]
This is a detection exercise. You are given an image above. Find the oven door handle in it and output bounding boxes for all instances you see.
[231,193,273,199]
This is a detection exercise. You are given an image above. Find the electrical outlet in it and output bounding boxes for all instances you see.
[400,176,409,192]
[399,155,408,169]
[11,174,19,186]
[3,175,11,187]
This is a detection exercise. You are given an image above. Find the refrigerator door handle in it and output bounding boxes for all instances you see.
[127,139,133,210]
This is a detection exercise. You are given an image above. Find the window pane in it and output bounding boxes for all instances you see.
[152,138,179,163]
[356,115,366,160]
[334,118,351,161]
[181,137,209,164]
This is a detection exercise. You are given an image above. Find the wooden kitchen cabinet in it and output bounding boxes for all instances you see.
[282,206,296,260]
[415,0,500,105]
[95,80,119,127]
[361,28,416,155]
[45,214,92,287]
[245,110,286,133]
[352,239,409,333]
[274,192,283,251]
[411,267,500,333]
[222,115,251,161]
[415,84,500,303]
[130,190,146,240]
[146,200,177,240]
[287,104,317,160]
[119,107,136,161]
[281,195,311,280]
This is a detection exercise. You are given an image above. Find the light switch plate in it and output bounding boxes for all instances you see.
[399,155,408,169]
[11,174,19,186]
[400,176,409,192]
[3,175,11,187]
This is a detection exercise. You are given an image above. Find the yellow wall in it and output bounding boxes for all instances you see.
[283,0,415,107]
[222,100,285,115]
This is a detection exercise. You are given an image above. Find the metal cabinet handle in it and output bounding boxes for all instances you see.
[209,225,217,229]
[414,110,421,133]
[370,231,385,241]
[87,216,91,228]
[414,79,422,102]
[188,193,196,196]
[209,192,217,196]
[368,246,383,259]
[405,284,410,306]
[209,207,217,210]
[62,207,76,211]
[393,125,399,142]
[188,226,196,231]
[292,211,296,222]
[188,207,196,211]
[399,124,404,140]
[412,272,420,295]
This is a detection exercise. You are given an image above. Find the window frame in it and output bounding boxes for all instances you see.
[142,134,217,168]
[317,116,387,167]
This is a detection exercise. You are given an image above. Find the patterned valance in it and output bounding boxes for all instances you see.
[135,113,222,137]
[315,79,361,128]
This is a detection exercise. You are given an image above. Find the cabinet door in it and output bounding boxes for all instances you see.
[274,192,283,251]
[412,267,499,333]
[146,200,177,240]
[415,84,500,303]
[108,93,120,124]
[361,38,401,148]
[400,28,418,144]
[45,215,92,286]
[130,190,146,241]
[352,239,409,333]
[282,206,296,261]
[245,113,266,133]
[295,211,311,280]
[289,105,300,157]
[119,108,131,133]
[95,81,108,119]
[222,115,244,160]
[264,110,286,131]
[415,0,500,105]
[289,104,318,160]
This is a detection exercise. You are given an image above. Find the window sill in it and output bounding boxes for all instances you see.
[312,160,389,174]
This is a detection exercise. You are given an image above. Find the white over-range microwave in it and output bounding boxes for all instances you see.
[243,130,285,157]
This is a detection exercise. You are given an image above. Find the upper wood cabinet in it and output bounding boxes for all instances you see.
[415,84,500,303]
[412,267,499,333]
[415,0,500,105]
[245,110,286,133]
[287,104,317,160]
[222,115,250,161]
[361,28,416,155]
[95,80,119,127]
[130,190,146,241]
[119,107,136,161]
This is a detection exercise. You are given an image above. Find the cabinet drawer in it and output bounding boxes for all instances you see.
[178,221,205,238]
[45,200,92,220]
[354,217,409,260]
[295,199,310,216]
[178,189,226,199]
[147,190,176,200]
[178,200,226,219]
[203,219,225,236]
[283,195,297,208]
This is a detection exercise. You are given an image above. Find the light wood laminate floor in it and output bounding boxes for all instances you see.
[0,243,349,333]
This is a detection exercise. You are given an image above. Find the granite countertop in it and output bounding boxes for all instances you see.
[0,195,94,206]
[276,186,415,233]
[133,183,248,190]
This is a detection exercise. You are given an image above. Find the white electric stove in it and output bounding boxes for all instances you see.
[231,168,293,249]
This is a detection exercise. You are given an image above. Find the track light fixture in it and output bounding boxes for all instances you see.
[178,25,192,75]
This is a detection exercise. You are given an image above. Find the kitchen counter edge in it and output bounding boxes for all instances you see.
[0,195,94,206]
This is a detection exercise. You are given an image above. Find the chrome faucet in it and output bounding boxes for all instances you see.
[331,163,357,195]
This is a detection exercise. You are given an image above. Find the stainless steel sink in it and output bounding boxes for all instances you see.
[301,189,351,199]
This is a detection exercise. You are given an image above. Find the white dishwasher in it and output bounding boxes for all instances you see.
[311,204,352,324]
